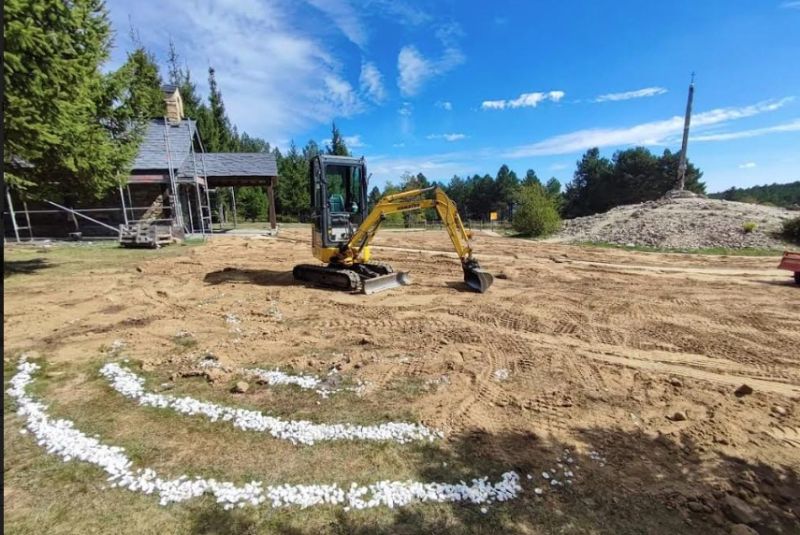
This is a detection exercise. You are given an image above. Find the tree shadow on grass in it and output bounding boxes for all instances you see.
[250,426,798,534]
[4,258,51,278]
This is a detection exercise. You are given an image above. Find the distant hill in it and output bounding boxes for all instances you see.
[709,181,800,208]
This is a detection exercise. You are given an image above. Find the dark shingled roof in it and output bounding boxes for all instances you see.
[131,118,197,170]
[178,153,278,178]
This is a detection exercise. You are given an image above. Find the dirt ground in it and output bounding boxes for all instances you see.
[4,228,800,534]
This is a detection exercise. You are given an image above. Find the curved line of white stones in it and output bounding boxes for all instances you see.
[240,367,345,398]
[100,362,440,446]
[8,359,522,510]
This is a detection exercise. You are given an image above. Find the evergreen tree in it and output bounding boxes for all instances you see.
[563,148,616,218]
[326,122,350,156]
[205,67,233,151]
[276,141,309,219]
[545,177,562,197]
[112,47,164,121]
[303,140,321,160]
[166,40,205,121]
[494,164,520,218]
[368,186,382,208]
[523,169,541,188]
[4,0,138,200]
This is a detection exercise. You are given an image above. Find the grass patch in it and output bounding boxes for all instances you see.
[576,241,785,256]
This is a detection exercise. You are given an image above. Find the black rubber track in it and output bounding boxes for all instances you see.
[292,264,361,291]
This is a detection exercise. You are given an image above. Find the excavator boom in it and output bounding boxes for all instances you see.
[339,187,493,293]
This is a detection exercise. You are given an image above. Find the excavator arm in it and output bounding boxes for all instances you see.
[336,187,494,293]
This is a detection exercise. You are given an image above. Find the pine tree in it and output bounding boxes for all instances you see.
[276,141,310,220]
[4,0,138,200]
[326,122,350,156]
[207,67,236,152]
[167,40,205,121]
[112,47,164,121]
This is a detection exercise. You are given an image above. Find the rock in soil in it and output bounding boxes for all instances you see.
[729,524,758,535]
[771,405,787,416]
[734,384,754,397]
[722,495,758,525]
[668,411,688,421]
[232,381,249,394]
[204,368,225,383]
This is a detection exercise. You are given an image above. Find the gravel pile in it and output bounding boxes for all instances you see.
[8,358,522,511]
[555,194,796,249]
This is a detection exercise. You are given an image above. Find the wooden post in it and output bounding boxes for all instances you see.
[230,186,237,229]
[267,177,277,230]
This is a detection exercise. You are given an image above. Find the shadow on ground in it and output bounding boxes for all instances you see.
[204,268,296,287]
[4,258,51,278]
[187,426,799,535]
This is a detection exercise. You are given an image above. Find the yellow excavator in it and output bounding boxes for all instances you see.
[293,155,494,294]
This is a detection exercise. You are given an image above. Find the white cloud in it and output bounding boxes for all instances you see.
[436,100,453,111]
[691,118,800,141]
[106,0,365,144]
[359,61,386,103]
[738,162,757,169]
[366,151,471,183]
[397,23,465,96]
[504,97,794,157]
[366,0,432,25]
[549,163,568,171]
[595,87,668,102]
[481,90,565,110]
[305,0,367,47]
[398,102,413,134]
[780,1,800,8]
[427,133,467,141]
[392,142,406,148]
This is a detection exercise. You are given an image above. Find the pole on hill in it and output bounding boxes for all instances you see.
[676,73,695,191]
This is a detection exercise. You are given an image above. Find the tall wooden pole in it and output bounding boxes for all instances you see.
[677,73,695,191]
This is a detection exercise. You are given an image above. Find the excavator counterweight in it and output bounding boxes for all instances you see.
[294,155,493,294]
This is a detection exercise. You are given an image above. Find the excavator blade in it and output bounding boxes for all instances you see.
[362,271,412,295]
[463,265,494,293]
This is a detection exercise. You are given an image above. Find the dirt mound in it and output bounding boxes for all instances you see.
[555,195,796,249]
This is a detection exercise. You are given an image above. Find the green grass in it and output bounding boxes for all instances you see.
[3,239,205,283]
[576,241,785,256]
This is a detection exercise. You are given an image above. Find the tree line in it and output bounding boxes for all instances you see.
[710,181,800,208]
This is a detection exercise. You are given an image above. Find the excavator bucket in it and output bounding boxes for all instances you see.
[463,263,494,293]
[362,271,412,295]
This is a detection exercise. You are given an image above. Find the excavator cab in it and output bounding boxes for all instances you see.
[309,155,369,262]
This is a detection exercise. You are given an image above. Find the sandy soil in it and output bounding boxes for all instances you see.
[4,229,800,531]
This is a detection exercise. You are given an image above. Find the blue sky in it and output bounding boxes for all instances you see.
[107,0,800,192]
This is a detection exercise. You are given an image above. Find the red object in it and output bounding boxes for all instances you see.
[778,252,800,272]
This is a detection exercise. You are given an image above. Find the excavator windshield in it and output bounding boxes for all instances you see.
[309,156,368,247]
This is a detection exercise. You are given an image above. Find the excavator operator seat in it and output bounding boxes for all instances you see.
[329,194,345,213]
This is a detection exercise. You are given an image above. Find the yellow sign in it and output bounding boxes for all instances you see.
[489,212,498,221]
